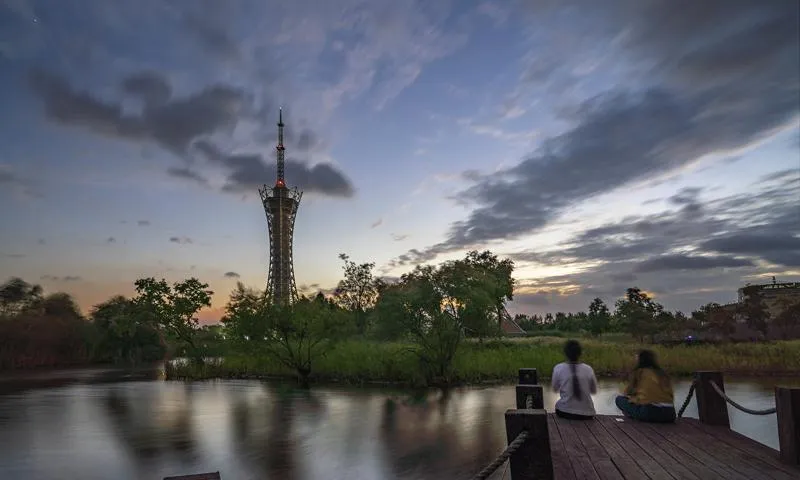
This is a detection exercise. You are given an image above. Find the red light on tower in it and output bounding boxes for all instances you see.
[276,179,285,188]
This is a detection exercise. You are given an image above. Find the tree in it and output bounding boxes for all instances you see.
[0,277,43,317]
[90,295,165,364]
[691,303,722,332]
[333,254,383,335]
[707,305,736,337]
[223,282,351,386]
[587,298,612,336]
[615,287,664,342]
[773,300,800,339]
[133,277,212,361]
[373,257,501,384]
[736,286,770,337]
[462,250,515,332]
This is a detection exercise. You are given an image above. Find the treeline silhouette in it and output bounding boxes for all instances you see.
[2,248,798,374]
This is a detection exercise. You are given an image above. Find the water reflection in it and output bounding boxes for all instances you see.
[0,372,796,480]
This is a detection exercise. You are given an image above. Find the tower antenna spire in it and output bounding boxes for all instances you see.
[276,108,286,187]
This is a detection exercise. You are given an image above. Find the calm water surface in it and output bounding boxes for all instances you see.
[0,368,794,480]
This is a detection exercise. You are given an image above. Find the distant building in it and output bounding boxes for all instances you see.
[499,306,526,336]
[738,279,800,319]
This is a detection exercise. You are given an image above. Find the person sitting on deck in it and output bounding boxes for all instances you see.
[615,350,676,423]
[551,339,597,420]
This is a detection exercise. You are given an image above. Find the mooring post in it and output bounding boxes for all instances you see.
[776,387,800,465]
[518,368,538,385]
[516,384,544,409]
[695,371,730,427]
[505,409,553,480]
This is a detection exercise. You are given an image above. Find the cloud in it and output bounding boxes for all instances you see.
[1,253,26,259]
[136,220,151,226]
[194,141,354,197]
[27,69,354,198]
[391,233,409,242]
[169,236,193,245]
[223,271,240,278]
[371,219,383,228]
[504,173,800,313]
[634,254,755,273]
[40,275,82,282]
[394,0,799,267]
[167,166,210,186]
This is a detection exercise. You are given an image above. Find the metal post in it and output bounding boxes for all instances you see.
[505,409,553,480]
[776,387,800,465]
[518,368,538,385]
[695,371,730,427]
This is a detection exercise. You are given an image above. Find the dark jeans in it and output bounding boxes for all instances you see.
[555,409,594,420]
[615,395,676,423]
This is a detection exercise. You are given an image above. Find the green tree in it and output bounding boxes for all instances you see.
[0,277,43,317]
[462,250,515,332]
[690,303,722,332]
[587,298,612,336]
[223,283,351,386]
[736,286,770,337]
[90,295,165,364]
[707,305,736,337]
[373,256,503,384]
[133,277,212,361]
[773,300,800,339]
[615,287,664,342]
[333,254,383,335]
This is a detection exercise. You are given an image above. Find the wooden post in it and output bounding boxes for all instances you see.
[776,387,800,465]
[505,409,553,480]
[519,368,538,385]
[516,384,544,409]
[694,371,730,427]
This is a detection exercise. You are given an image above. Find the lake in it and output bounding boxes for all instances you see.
[0,367,792,480]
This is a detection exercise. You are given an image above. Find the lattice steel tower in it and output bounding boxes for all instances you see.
[259,109,302,306]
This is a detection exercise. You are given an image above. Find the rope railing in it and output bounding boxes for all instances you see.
[677,381,696,418]
[710,380,777,416]
[471,430,529,480]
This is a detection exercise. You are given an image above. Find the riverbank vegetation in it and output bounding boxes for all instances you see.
[2,248,799,384]
[165,338,800,386]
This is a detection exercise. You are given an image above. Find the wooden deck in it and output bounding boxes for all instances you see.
[547,414,800,480]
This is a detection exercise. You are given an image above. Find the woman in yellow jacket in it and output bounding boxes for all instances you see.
[615,350,676,423]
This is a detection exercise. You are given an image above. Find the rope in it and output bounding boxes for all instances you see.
[677,381,695,418]
[709,380,776,415]
[471,430,529,480]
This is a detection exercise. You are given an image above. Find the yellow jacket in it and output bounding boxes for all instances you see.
[624,368,674,405]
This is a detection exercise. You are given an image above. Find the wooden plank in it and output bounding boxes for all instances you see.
[685,419,800,480]
[627,420,726,480]
[550,417,600,479]
[595,416,675,480]
[635,420,751,480]
[584,416,651,479]
[547,414,577,480]
[570,421,624,480]
[605,417,700,480]
[671,420,784,480]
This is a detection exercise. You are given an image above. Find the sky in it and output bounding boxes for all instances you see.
[1,0,798,322]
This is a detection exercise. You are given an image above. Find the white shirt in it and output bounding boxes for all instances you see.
[551,362,598,416]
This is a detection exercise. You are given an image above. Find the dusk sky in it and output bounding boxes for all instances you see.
[1,0,798,322]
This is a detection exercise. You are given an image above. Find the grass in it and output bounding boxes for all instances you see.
[165,337,800,386]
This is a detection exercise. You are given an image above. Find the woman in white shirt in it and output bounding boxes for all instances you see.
[551,340,598,419]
